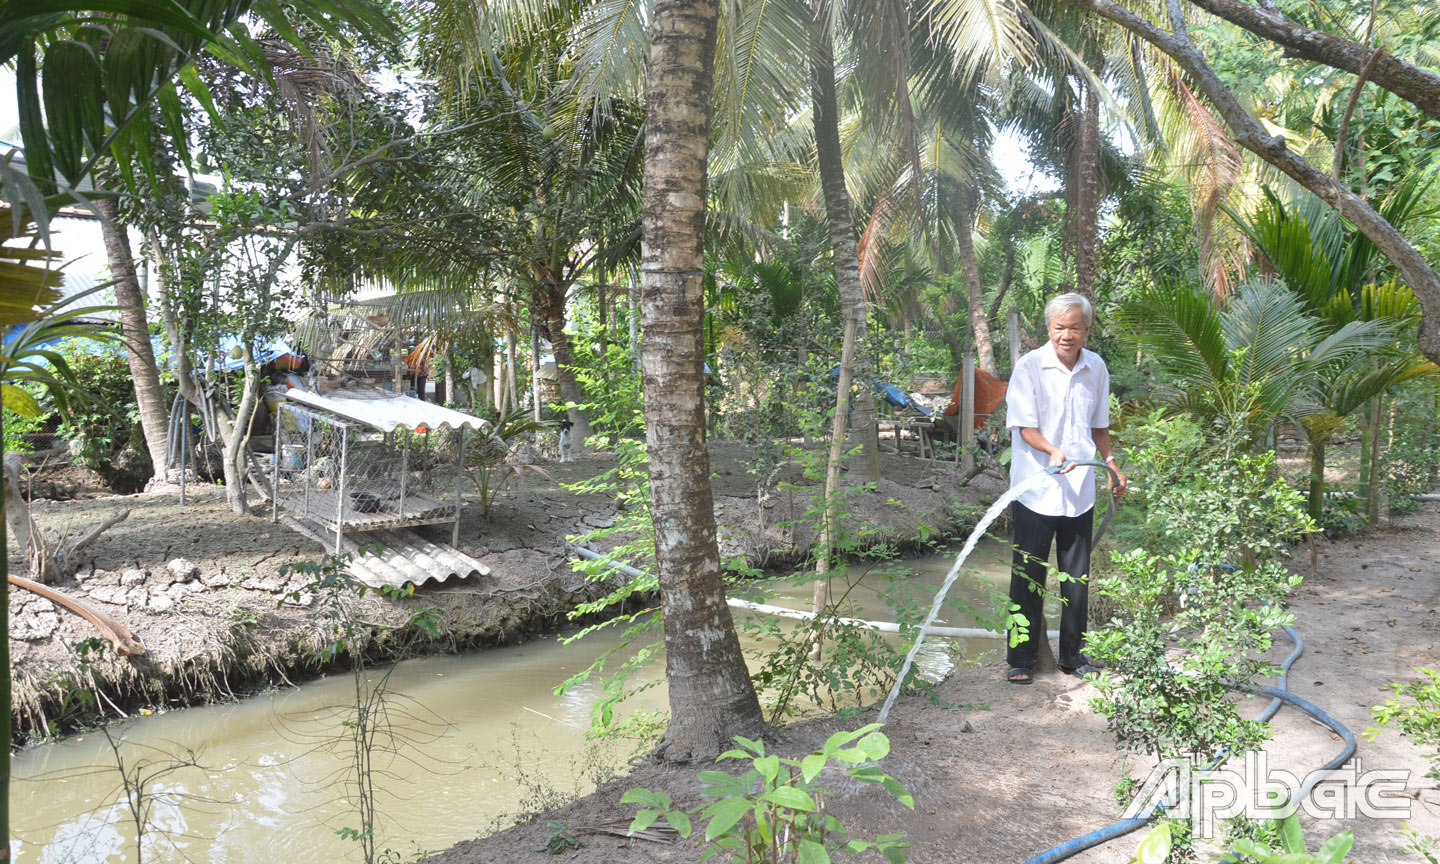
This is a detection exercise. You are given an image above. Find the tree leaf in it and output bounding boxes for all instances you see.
[628,809,660,833]
[821,723,883,754]
[761,785,816,812]
[2,384,42,418]
[663,810,692,838]
[880,776,913,809]
[1131,822,1171,864]
[2,0,216,41]
[703,797,753,841]
[1315,831,1353,864]
[856,731,890,761]
[797,838,831,864]
[800,753,827,783]
[1278,813,1304,854]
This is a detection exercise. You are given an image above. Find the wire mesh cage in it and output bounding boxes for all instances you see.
[272,401,466,551]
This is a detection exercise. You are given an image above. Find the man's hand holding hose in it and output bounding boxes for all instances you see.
[1022,428,1128,499]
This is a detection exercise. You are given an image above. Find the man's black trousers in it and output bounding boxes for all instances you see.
[1006,501,1093,670]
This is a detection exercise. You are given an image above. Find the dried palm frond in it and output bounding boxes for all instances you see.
[1173,75,1245,297]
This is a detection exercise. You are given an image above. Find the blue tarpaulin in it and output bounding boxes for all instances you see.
[812,365,933,416]
[204,336,302,371]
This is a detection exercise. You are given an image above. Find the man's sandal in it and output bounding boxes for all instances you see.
[1005,667,1034,685]
[1059,663,1102,678]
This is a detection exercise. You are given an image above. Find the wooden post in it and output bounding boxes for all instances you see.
[531,326,543,422]
[271,405,281,523]
[1007,310,1021,370]
[398,430,408,520]
[391,350,404,394]
[961,356,975,471]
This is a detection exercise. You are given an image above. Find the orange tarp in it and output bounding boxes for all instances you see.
[943,367,1008,429]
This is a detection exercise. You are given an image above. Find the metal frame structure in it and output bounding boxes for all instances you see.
[271,400,467,552]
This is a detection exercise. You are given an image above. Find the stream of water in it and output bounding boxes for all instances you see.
[12,539,1055,863]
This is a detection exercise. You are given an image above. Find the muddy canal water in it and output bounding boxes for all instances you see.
[13,541,1046,863]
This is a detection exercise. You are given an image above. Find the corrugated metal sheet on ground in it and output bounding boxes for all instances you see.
[285,387,492,434]
[280,516,490,589]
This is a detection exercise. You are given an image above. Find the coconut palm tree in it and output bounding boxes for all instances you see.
[411,3,649,448]
[1232,181,1439,518]
[639,0,768,760]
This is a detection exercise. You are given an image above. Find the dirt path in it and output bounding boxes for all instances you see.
[424,505,1440,864]
[8,442,1001,740]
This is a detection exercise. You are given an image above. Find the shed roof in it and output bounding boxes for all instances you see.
[285,387,491,434]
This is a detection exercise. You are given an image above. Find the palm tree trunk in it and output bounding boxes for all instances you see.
[506,326,519,411]
[444,345,456,405]
[810,7,879,483]
[531,324,543,422]
[811,314,859,636]
[536,281,594,446]
[641,0,764,762]
[1069,77,1101,301]
[1308,436,1326,523]
[97,198,169,482]
[958,187,999,376]
[1365,395,1383,521]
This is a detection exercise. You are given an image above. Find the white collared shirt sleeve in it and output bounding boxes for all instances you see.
[1090,362,1110,428]
[1006,354,1040,430]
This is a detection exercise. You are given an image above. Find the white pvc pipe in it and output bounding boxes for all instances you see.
[727,597,1060,640]
[571,545,1059,640]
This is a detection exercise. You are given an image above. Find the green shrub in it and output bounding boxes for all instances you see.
[623,725,911,863]
[51,340,153,473]
[1091,412,1314,861]
[1369,667,1440,778]
[1383,383,1440,517]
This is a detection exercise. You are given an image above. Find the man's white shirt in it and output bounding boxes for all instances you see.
[1006,341,1110,517]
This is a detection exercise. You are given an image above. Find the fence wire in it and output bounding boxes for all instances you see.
[273,403,464,541]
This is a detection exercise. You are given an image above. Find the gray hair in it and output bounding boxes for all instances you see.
[1044,292,1094,327]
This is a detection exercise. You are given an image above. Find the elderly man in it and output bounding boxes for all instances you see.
[1004,293,1127,684]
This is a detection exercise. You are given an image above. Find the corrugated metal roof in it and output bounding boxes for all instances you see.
[285,387,491,434]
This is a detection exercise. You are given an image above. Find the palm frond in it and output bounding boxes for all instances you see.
[923,0,1034,83]
[1115,280,1227,389]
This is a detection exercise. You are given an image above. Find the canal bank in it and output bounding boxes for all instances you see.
[9,442,1005,741]
[12,544,1020,863]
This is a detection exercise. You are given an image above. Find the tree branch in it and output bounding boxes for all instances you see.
[1056,0,1440,366]
[1183,0,1440,120]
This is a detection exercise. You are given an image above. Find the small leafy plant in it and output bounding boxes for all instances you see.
[1368,666,1440,861]
[1219,813,1353,864]
[623,724,912,863]
[533,820,583,854]
[463,407,554,519]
